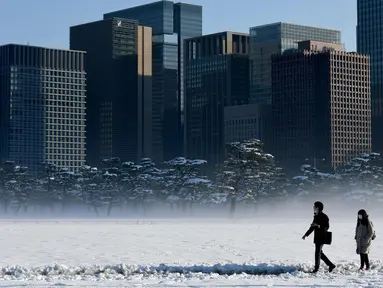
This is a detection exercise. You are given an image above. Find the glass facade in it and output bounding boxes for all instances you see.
[357,0,383,152]
[185,56,228,166]
[70,18,152,165]
[7,67,45,172]
[0,45,86,173]
[184,32,249,168]
[104,1,202,162]
[249,22,341,105]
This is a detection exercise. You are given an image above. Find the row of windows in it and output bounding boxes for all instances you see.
[10,67,85,77]
[225,119,257,125]
[46,113,85,119]
[46,137,84,142]
[11,76,85,85]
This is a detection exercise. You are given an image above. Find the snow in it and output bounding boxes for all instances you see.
[0,218,382,287]
[184,178,210,184]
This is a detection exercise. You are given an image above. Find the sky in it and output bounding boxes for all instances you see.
[0,0,357,51]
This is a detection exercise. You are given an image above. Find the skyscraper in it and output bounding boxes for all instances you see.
[104,0,202,162]
[0,44,86,173]
[250,22,341,105]
[357,0,383,152]
[184,32,249,167]
[272,41,371,170]
[70,18,152,165]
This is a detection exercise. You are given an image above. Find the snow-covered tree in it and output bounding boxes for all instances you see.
[215,139,284,216]
[99,157,127,216]
[78,165,103,216]
[290,164,341,201]
[0,162,15,213]
[52,168,81,211]
[336,152,383,203]
[132,158,166,213]
[0,161,32,213]
[163,157,210,212]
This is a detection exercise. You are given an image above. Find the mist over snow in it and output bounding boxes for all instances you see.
[1,144,383,286]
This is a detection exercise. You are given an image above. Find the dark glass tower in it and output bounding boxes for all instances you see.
[0,44,86,173]
[70,18,153,166]
[357,0,383,152]
[184,32,249,169]
[104,0,202,163]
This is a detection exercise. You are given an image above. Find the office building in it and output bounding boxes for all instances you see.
[70,18,152,165]
[250,22,341,105]
[224,104,269,144]
[184,32,249,167]
[104,0,202,162]
[0,44,86,172]
[357,0,383,152]
[272,40,371,170]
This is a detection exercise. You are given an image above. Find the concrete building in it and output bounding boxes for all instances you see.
[224,104,269,144]
[70,18,152,165]
[272,40,371,170]
[357,0,383,153]
[0,44,86,172]
[250,22,342,105]
[184,31,249,167]
[104,0,202,162]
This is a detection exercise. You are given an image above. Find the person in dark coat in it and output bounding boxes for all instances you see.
[302,201,336,273]
[355,209,375,270]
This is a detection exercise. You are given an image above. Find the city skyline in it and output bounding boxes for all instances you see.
[0,0,372,172]
[0,0,357,52]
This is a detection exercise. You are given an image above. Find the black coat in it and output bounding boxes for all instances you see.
[304,212,330,244]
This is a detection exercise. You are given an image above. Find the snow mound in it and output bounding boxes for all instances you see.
[1,261,383,281]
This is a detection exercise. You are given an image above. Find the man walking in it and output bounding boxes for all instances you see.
[302,201,336,273]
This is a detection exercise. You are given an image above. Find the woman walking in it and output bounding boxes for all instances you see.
[355,209,375,270]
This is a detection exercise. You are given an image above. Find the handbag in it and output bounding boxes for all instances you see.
[323,231,332,245]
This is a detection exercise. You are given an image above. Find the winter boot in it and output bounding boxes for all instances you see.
[329,264,336,273]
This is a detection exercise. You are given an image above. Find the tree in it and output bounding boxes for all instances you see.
[0,162,15,213]
[78,165,103,216]
[291,164,341,202]
[34,162,58,211]
[0,161,32,214]
[215,139,283,217]
[163,157,209,212]
[336,152,383,203]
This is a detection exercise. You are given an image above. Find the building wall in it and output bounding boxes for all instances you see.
[104,1,202,162]
[272,45,371,170]
[137,26,153,159]
[70,19,113,166]
[70,18,152,165]
[327,52,371,166]
[357,0,383,153]
[298,40,345,52]
[224,104,260,144]
[184,32,249,166]
[250,22,341,105]
[0,44,86,173]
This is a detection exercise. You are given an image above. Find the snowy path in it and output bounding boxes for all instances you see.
[0,219,382,287]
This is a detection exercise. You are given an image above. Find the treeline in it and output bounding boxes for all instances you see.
[0,139,382,217]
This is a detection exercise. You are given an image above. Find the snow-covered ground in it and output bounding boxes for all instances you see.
[0,217,382,287]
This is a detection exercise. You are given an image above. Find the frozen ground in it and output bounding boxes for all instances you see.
[0,217,382,287]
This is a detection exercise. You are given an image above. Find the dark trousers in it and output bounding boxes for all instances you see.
[360,253,370,269]
[315,243,333,269]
